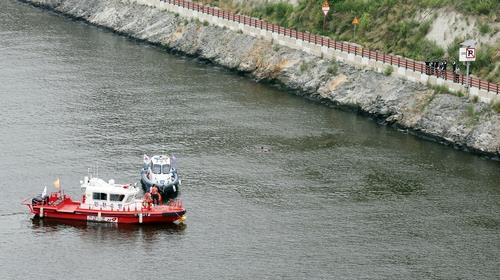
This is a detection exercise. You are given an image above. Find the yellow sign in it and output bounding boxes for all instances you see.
[352,17,360,25]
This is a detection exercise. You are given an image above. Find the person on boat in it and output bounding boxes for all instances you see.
[147,168,153,180]
[143,192,153,210]
[151,184,162,205]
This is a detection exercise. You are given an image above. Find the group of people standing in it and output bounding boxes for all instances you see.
[425,60,461,83]
[143,184,162,209]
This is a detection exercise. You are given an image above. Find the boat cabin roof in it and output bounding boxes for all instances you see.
[84,178,134,196]
[150,155,171,165]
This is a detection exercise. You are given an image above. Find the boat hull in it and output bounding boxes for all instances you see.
[28,200,186,224]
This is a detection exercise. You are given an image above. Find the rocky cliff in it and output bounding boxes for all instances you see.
[22,0,500,158]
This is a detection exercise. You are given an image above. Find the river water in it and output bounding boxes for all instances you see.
[0,1,499,279]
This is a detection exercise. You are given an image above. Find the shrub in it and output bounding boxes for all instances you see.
[431,84,451,95]
[384,66,393,76]
[478,23,491,35]
[251,2,294,27]
[467,104,474,116]
[300,61,309,73]
[327,62,338,75]
[492,100,500,113]
[466,104,480,123]
[459,0,498,15]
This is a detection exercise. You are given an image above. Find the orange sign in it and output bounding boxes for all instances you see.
[352,17,360,25]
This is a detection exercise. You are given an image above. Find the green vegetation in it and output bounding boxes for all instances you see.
[428,83,464,97]
[200,0,499,83]
[430,84,451,95]
[466,104,480,124]
[458,0,498,15]
[492,100,500,113]
[300,61,310,73]
[478,23,491,35]
[384,66,393,76]
[326,60,338,75]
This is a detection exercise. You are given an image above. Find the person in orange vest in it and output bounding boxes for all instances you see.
[150,184,162,205]
[143,192,153,210]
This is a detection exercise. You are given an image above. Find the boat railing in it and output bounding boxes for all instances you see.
[166,199,183,209]
[83,201,143,212]
[81,198,184,212]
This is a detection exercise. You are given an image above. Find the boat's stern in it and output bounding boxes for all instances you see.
[142,199,187,223]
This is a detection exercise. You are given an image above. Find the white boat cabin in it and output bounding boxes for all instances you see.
[80,177,142,211]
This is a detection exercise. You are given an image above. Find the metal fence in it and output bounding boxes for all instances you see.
[160,0,499,94]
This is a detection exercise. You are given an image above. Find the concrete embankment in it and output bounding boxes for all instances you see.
[22,0,500,158]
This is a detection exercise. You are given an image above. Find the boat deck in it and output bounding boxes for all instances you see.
[57,204,79,213]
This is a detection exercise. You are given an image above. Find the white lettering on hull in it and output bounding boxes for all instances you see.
[87,215,118,223]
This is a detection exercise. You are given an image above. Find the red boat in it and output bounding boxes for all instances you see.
[23,177,186,224]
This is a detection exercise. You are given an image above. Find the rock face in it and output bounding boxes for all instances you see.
[22,0,500,158]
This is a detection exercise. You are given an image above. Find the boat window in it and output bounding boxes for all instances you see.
[162,164,171,174]
[110,194,125,202]
[92,192,107,201]
[152,164,161,174]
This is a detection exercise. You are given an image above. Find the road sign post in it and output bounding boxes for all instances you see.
[459,40,476,94]
[352,16,359,39]
[321,0,330,31]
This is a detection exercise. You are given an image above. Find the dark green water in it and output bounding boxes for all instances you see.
[0,1,499,279]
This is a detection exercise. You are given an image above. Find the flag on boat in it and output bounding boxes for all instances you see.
[41,186,47,198]
[53,178,60,190]
[143,154,150,164]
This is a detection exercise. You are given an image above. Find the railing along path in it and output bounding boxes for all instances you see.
[159,0,499,94]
